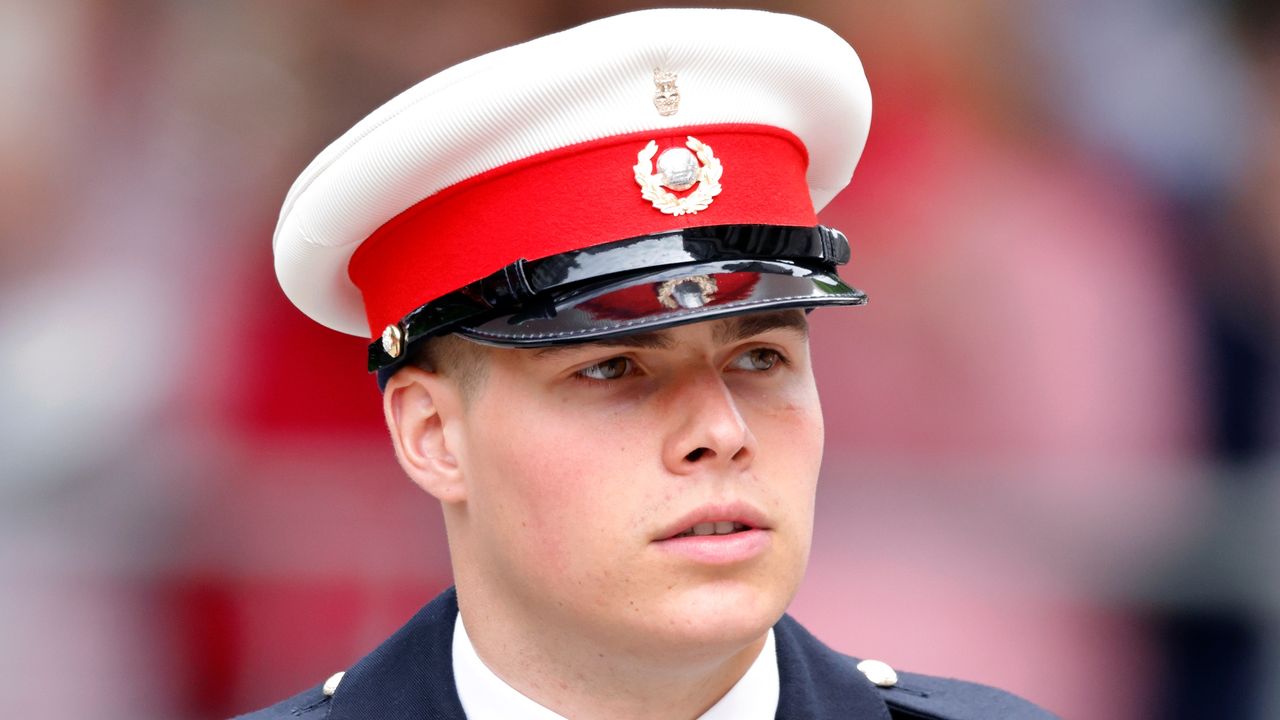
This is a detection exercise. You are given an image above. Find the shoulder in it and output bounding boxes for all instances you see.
[773,614,1057,720]
[228,588,463,719]
[230,680,333,719]
[876,666,1059,720]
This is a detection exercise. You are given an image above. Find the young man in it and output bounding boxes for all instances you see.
[242,9,1055,719]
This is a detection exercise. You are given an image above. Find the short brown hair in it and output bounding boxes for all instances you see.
[406,334,490,400]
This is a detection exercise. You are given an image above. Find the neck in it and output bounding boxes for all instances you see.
[455,581,767,720]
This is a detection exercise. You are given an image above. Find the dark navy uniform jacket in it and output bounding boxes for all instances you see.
[235,588,1056,720]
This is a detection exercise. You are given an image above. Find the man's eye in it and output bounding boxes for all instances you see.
[729,348,783,372]
[576,357,634,381]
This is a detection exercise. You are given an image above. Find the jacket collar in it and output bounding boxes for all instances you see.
[773,613,892,720]
[325,587,466,720]
[326,587,891,720]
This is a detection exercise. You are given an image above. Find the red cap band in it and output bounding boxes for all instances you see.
[348,124,814,334]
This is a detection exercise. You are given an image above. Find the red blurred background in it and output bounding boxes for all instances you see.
[3,2,1279,718]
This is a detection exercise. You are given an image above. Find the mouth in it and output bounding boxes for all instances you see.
[654,502,771,543]
[668,521,754,539]
[652,506,772,564]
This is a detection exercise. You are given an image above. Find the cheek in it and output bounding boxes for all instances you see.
[745,380,824,516]
[465,398,642,573]
[748,375,824,451]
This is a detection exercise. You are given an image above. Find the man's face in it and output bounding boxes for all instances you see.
[451,310,824,658]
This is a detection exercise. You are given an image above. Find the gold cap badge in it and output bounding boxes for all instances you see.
[633,136,723,216]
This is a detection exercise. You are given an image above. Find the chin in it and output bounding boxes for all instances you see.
[647,576,793,652]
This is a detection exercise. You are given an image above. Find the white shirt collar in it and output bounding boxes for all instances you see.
[452,612,780,720]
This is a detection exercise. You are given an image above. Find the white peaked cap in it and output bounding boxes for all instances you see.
[274,8,871,338]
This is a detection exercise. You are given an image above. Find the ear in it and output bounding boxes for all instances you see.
[383,366,468,504]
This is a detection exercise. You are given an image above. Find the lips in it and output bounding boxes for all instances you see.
[652,503,772,565]
[672,521,751,538]
[655,502,770,542]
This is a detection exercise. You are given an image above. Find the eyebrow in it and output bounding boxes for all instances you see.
[531,310,808,358]
[533,330,675,358]
[714,310,809,344]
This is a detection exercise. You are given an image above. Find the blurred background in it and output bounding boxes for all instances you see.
[2,1,1278,717]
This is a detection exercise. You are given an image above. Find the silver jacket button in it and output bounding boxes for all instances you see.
[856,659,899,688]
[322,671,346,697]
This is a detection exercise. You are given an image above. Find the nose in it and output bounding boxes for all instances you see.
[662,369,757,474]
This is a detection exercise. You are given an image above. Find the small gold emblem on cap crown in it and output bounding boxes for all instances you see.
[856,659,898,688]
[634,136,723,216]
[381,324,404,359]
[653,69,679,116]
[657,275,718,310]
